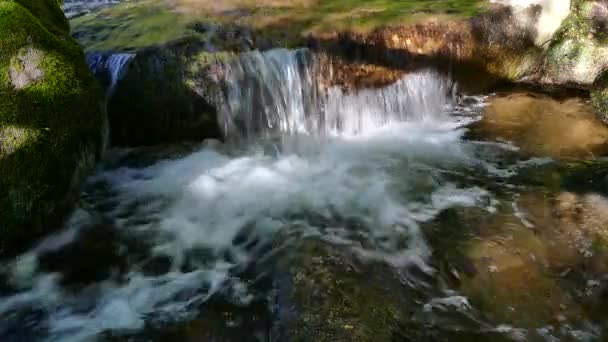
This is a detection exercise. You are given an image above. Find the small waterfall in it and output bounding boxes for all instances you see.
[219,49,323,140]
[323,71,453,135]
[218,48,454,140]
[86,53,135,95]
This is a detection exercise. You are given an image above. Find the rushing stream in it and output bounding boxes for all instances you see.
[1,49,606,341]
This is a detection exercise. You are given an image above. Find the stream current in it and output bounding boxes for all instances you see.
[0,49,603,341]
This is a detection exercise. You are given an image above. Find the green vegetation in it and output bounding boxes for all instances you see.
[70,0,487,52]
[0,0,105,255]
[13,0,70,35]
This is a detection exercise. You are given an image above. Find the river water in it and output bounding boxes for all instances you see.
[0,49,606,341]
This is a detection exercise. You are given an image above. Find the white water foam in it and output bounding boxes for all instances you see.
[0,49,504,341]
[0,124,494,340]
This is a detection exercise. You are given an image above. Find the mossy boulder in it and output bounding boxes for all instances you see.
[0,0,106,256]
[592,70,608,123]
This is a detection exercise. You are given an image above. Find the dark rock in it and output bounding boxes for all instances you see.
[105,38,225,146]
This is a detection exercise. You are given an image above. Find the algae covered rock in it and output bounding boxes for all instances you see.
[0,0,106,255]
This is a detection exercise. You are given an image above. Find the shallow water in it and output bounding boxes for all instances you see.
[1,49,607,341]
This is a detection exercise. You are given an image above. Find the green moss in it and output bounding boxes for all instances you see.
[0,0,105,256]
[10,0,69,35]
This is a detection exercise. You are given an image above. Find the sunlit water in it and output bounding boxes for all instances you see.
[0,49,603,341]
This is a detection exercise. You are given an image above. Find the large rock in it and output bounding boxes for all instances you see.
[538,0,608,86]
[0,0,106,256]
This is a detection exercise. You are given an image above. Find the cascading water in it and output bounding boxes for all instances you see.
[218,49,323,140]
[218,48,455,140]
[2,48,564,341]
[87,53,135,95]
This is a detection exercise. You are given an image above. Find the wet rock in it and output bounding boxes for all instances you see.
[37,223,128,286]
[592,70,608,123]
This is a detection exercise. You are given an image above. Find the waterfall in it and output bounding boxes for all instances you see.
[86,53,135,95]
[218,48,454,140]
[323,72,453,135]
[218,49,323,140]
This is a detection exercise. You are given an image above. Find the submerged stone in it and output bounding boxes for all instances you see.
[468,92,608,159]
[272,239,412,341]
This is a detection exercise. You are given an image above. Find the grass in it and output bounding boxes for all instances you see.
[70,0,489,51]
